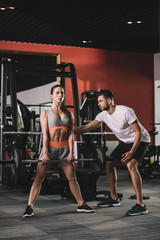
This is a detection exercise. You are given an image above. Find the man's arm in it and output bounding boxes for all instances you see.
[74,120,101,134]
[121,120,142,163]
[129,120,142,154]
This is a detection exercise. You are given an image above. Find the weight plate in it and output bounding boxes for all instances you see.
[91,146,105,172]
[96,147,105,170]
[10,148,21,186]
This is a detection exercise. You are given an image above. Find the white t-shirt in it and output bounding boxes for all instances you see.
[95,105,150,144]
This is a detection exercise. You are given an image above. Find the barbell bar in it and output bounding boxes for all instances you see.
[0,157,98,183]
[0,157,102,181]
[22,158,96,163]
[2,131,114,136]
[3,131,42,135]
[0,158,98,164]
[0,160,15,164]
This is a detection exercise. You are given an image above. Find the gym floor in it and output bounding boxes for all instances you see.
[0,168,160,240]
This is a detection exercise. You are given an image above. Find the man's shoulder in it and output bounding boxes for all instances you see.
[97,110,107,116]
[117,105,133,112]
[116,106,136,120]
[95,111,106,121]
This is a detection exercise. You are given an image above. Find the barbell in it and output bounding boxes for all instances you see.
[0,157,103,173]
[2,131,114,135]
[1,129,106,187]
[0,160,15,164]
[0,158,99,165]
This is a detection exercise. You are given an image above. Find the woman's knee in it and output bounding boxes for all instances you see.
[34,173,46,184]
[34,167,48,184]
[66,172,77,182]
[61,162,76,181]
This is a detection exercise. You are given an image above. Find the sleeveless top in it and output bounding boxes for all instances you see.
[48,107,70,129]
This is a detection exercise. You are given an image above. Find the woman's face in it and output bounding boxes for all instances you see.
[51,87,64,103]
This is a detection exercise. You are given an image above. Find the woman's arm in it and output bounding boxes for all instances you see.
[40,110,51,163]
[67,112,75,162]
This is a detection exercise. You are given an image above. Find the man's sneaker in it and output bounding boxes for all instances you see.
[77,202,95,213]
[97,198,121,207]
[23,205,34,218]
[126,203,148,216]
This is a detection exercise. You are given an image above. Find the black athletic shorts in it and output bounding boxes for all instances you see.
[110,141,150,163]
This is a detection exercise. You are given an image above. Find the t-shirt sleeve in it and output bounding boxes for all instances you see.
[125,108,137,124]
[95,112,103,122]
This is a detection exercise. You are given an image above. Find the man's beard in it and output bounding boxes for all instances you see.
[103,105,109,111]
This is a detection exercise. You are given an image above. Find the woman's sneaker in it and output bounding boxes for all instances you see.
[77,202,95,213]
[23,205,34,218]
[126,203,148,216]
[97,198,121,207]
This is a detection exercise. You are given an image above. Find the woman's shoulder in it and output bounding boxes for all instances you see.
[40,109,49,117]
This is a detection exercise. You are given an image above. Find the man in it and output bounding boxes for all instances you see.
[74,90,150,216]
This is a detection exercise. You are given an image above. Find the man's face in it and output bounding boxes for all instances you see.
[98,95,109,111]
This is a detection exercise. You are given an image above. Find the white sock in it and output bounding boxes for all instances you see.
[139,204,144,207]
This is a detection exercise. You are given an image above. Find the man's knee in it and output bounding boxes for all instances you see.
[106,157,116,169]
[127,159,139,172]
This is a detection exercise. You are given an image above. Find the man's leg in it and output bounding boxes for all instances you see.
[126,158,148,215]
[106,160,118,200]
[127,159,143,205]
[105,142,125,200]
[97,159,121,207]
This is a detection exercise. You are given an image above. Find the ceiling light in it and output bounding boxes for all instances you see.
[82,40,92,44]
[0,6,16,11]
[135,20,142,24]
[126,21,133,24]
[9,6,16,10]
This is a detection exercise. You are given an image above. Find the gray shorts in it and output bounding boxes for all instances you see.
[39,146,69,164]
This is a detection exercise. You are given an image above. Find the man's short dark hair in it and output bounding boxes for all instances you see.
[97,90,114,100]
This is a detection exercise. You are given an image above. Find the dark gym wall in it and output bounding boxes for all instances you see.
[0,41,154,139]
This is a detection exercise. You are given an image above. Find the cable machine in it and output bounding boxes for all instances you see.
[0,55,80,186]
[0,54,122,200]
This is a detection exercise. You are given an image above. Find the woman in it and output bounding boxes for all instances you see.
[23,85,95,217]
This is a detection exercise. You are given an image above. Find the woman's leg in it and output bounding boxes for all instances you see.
[61,162,84,206]
[28,162,51,208]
